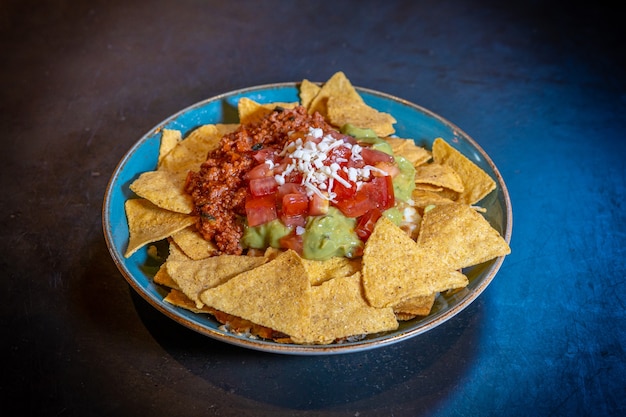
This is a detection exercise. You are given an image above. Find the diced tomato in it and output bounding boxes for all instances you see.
[356,209,383,241]
[279,232,303,255]
[252,148,278,163]
[245,194,277,227]
[335,189,376,218]
[372,161,400,178]
[246,162,273,180]
[280,213,307,228]
[364,175,395,210]
[361,147,394,165]
[326,145,352,165]
[249,176,278,197]
[282,193,309,216]
[309,191,329,216]
[332,170,356,201]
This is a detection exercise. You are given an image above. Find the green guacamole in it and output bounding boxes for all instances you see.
[241,218,292,249]
[302,207,362,261]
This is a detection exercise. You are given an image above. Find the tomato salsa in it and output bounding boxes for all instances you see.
[185,105,416,259]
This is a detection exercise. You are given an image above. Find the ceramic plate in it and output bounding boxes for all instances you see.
[103,82,512,355]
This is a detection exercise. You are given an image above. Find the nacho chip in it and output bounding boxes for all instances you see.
[393,293,436,318]
[432,138,496,205]
[416,203,511,270]
[361,217,468,308]
[199,250,312,340]
[327,95,396,137]
[414,163,465,193]
[411,189,457,209]
[293,273,398,345]
[385,137,432,167]
[166,242,266,309]
[129,170,194,214]
[159,124,223,175]
[124,199,196,258]
[306,71,363,117]
[158,129,182,166]
[238,97,298,125]
[153,263,179,289]
[171,226,217,260]
[299,79,321,109]
[302,256,362,286]
[164,288,215,313]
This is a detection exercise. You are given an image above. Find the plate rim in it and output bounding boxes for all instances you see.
[102,81,513,355]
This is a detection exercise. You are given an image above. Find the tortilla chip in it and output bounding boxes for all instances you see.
[158,129,182,166]
[299,79,321,109]
[129,170,194,214]
[414,163,465,193]
[327,96,396,137]
[238,97,298,125]
[124,199,196,258]
[302,256,362,286]
[361,217,468,308]
[385,137,432,167]
[166,242,266,309]
[393,293,436,317]
[153,263,179,289]
[307,71,363,117]
[171,226,217,260]
[199,250,312,340]
[159,124,222,175]
[411,189,457,209]
[416,203,511,270]
[293,273,398,344]
[164,288,214,313]
[214,123,239,136]
[432,138,496,205]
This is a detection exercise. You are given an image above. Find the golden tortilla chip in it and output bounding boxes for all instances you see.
[153,263,179,289]
[164,288,214,313]
[299,79,321,109]
[166,242,266,309]
[327,95,396,137]
[124,199,196,258]
[293,273,398,345]
[306,71,363,117]
[302,256,362,286]
[171,226,217,260]
[416,203,511,270]
[385,137,432,166]
[411,189,457,209]
[414,163,465,193]
[199,250,312,340]
[214,123,239,136]
[129,170,194,214]
[238,97,298,125]
[361,217,468,308]
[159,124,222,175]
[393,293,436,317]
[432,138,496,205]
[158,129,182,166]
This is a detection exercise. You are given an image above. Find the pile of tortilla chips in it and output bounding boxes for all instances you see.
[124,71,510,345]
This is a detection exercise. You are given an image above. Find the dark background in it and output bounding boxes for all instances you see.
[1,1,624,416]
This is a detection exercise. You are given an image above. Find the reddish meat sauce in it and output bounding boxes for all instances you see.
[184,106,333,255]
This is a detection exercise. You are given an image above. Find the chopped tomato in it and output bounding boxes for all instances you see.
[332,170,356,201]
[249,176,278,197]
[373,161,400,178]
[335,189,376,218]
[309,191,329,216]
[356,209,382,241]
[252,148,278,163]
[245,194,277,227]
[326,145,352,165]
[280,213,307,228]
[361,147,394,165]
[365,175,395,210]
[246,162,273,180]
[279,232,303,255]
[282,193,309,216]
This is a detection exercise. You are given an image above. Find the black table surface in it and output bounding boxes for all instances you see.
[2,1,625,416]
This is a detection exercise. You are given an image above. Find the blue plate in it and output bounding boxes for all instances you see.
[102,83,512,355]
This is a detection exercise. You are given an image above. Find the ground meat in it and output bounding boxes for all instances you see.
[184,105,333,255]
